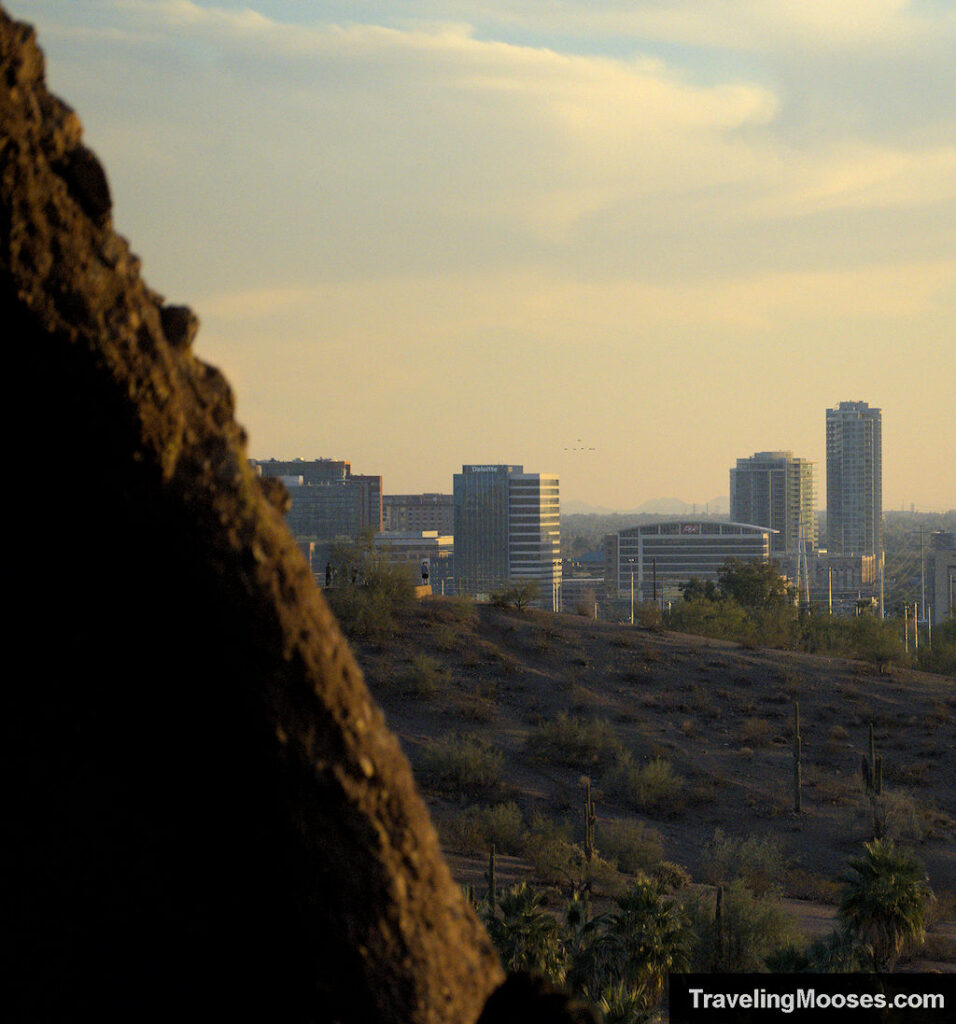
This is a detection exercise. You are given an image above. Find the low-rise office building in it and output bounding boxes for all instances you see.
[252,458,382,566]
[383,494,453,534]
[930,532,955,625]
[605,520,773,604]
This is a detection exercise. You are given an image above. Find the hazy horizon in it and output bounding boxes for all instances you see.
[19,1,956,512]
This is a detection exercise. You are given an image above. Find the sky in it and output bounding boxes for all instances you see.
[15,0,956,511]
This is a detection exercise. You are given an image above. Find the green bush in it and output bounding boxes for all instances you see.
[654,860,692,893]
[667,597,753,643]
[739,717,774,747]
[700,828,785,897]
[684,879,797,972]
[916,616,956,677]
[598,819,665,875]
[325,535,416,640]
[417,734,503,797]
[403,653,449,696]
[442,802,525,855]
[525,712,623,772]
[635,602,663,629]
[491,580,540,610]
[606,753,684,816]
[521,814,619,893]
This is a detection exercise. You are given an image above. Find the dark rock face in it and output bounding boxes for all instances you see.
[2,8,504,1020]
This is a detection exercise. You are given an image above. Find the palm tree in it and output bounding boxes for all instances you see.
[838,839,933,970]
[600,878,692,1008]
[592,979,654,1024]
[486,882,568,984]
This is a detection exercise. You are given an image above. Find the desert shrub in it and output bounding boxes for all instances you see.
[749,606,800,649]
[847,614,907,671]
[813,773,857,806]
[527,811,573,847]
[684,879,797,972]
[443,802,525,855]
[700,829,785,897]
[635,602,663,629]
[574,588,598,617]
[521,814,620,893]
[915,618,956,677]
[872,790,937,844]
[491,580,540,610]
[667,597,752,643]
[654,860,692,893]
[525,712,623,772]
[598,819,665,875]
[527,835,618,893]
[325,533,418,640]
[325,560,416,641]
[450,689,496,723]
[687,772,727,807]
[403,653,449,696]
[739,717,774,747]
[606,754,684,817]
[417,734,503,797]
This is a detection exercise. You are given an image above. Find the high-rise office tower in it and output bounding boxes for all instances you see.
[453,465,561,605]
[730,451,816,555]
[825,401,883,556]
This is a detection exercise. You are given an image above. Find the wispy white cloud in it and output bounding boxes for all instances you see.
[15,0,956,507]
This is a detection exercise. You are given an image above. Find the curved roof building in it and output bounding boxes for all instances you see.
[604,520,774,602]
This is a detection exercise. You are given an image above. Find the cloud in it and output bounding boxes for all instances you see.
[17,0,955,506]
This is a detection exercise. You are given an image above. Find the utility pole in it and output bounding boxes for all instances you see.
[879,553,885,620]
[794,513,810,614]
[920,526,926,626]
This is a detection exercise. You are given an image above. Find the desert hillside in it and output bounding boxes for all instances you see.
[351,598,955,962]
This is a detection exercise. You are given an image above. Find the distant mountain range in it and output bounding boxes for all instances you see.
[565,496,730,517]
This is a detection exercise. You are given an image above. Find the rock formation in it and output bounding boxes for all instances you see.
[3,7,513,1019]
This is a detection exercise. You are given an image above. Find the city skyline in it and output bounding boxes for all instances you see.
[17,1,956,512]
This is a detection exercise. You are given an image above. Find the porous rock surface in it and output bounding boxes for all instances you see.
[3,8,510,1020]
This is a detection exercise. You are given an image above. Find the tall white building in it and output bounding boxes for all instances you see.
[509,473,561,604]
[453,465,561,607]
[730,451,816,556]
[825,401,883,556]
